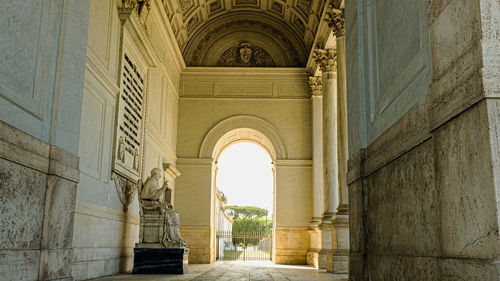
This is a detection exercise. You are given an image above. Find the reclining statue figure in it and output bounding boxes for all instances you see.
[140,168,186,248]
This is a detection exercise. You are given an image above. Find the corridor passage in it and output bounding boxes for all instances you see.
[89,262,347,281]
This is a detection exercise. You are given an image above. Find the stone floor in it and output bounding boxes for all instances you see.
[89,261,348,281]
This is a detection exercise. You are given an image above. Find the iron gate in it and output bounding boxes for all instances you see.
[216,230,272,261]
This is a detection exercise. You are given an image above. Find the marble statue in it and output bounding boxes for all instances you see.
[118,136,125,162]
[141,168,170,212]
[139,168,186,248]
[133,149,139,171]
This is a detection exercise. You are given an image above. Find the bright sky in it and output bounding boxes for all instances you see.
[217,142,274,215]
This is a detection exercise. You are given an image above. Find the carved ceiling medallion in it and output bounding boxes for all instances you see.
[218,42,275,67]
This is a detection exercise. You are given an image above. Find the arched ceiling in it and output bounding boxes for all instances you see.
[159,0,327,67]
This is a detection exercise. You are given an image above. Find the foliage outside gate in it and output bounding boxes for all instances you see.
[216,230,272,261]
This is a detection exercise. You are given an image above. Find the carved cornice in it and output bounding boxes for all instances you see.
[308,76,323,96]
[325,7,345,37]
[163,163,182,180]
[119,2,160,66]
[313,48,337,72]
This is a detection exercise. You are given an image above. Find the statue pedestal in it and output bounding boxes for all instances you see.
[133,247,189,274]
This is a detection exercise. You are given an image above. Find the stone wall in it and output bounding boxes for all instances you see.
[176,68,313,263]
[347,0,500,279]
[72,0,184,279]
[0,0,89,280]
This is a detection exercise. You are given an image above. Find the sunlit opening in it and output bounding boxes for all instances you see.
[217,142,274,212]
[215,141,275,262]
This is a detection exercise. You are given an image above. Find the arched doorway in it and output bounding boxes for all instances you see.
[210,128,278,262]
[214,141,275,261]
[176,115,311,265]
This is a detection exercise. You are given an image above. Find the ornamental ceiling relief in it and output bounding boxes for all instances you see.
[160,0,326,67]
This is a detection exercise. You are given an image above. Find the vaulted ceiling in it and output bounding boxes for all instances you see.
[159,0,328,67]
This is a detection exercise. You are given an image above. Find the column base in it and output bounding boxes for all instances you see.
[336,204,349,214]
[320,212,335,226]
[307,248,320,267]
[330,213,349,274]
[307,222,321,267]
[327,249,349,274]
[309,217,322,229]
[318,249,331,269]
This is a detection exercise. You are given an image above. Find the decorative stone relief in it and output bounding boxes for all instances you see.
[308,76,323,96]
[133,149,140,171]
[118,136,126,162]
[325,7,345,37]
[122,0,151,24]
[313,48,337,72]
[161,0,325,63]
[111,172,137,212]
[218,42,275,67]
[179,0,195,14]
[188,19,303,66]
[296,0,311,17]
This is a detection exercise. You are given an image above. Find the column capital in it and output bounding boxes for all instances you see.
[308,76,323,96]
[313,48,337,73]
[325,7,345,37]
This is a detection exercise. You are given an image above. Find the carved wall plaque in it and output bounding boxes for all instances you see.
[113,52,146,181]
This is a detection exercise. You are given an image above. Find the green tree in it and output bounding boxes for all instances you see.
[225,205,268,220]
[225,206,272,245]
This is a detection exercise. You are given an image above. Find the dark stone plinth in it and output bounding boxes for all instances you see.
[133,248,189,274]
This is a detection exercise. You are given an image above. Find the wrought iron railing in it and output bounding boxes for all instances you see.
[216,230,272,261]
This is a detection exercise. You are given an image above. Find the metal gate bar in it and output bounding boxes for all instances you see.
[216,230,272,261]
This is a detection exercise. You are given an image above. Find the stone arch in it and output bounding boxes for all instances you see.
[213,128,276,161]
[199,115,288,160]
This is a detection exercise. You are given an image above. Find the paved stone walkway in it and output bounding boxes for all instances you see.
[89,261,348,281]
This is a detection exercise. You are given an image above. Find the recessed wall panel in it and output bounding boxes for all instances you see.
[0,0,50,118]
[365,0,431,144]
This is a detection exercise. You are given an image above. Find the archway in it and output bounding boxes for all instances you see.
[214,141,275,261]
[210,128,279,262]
[176,114,311,265]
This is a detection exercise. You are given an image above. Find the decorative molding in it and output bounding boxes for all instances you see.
[313,48,337,73]
[163,163,182,179]
[325,7,345,37]
[176,157,214,165]
[198,115,288,160]
[274,159,313,167]
[119,5,160,66]
[75,199,140,224]
[308,76,323,96]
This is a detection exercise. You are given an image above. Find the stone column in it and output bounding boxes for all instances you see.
[314,48,338,269]
[309,76,325,226]
[307,76,324,267]
[315,48,339,223]
[326,8,349,274]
